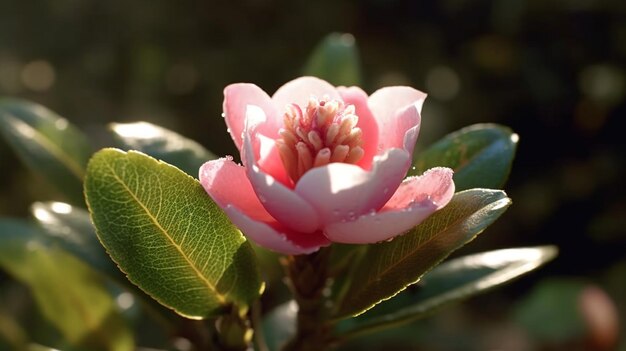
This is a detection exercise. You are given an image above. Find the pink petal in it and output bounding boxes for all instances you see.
[256,133,292,187]
[324,167,455,244]
[199,158,273,222]
[223,205,329,255]
[337,86,379,170]
[224,83,279,150]
[368,86,426,154]
[242,125,321,233]
[323,201,438,244]
[383,167,455,210]
[295,148,410,225]
[272,77,341,112]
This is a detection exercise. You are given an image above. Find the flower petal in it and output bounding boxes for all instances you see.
[323,201,438,244]
[224,83,279,150]
[295,148,410,225]
[272,77,341,112]
[383,167,455,210]
[224,205,329,255]
[324,167,455,244]
[243,124,321,233]
[368,86,426,154]
[256,133,292,187]
[199,157,273,222]
[337,86,379,170]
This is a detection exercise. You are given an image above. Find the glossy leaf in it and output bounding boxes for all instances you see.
[339,247,558,339]
[109,121,216,177]
[0,220,134,350]
[29,201,179,332]
[84,149,263,318]
[0,99,92,204]
[303,32,361,86]
[411,124,518,191]
[261,300,298,351]
[30,201,122,279]
[335,189,511,318]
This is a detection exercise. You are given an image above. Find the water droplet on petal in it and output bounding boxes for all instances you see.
[333,209,340,216]
[221,112,226,118]
[383,188,389,195]
[258,195,267,203]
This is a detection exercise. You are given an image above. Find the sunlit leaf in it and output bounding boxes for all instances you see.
[338,247,558,338]
[0,220,134,351]
[0,99,92,205]
[334,189,511,318]
[84,149,263,318]
[109,121,216,177]
[30,201,121,279]
[303,32,361,86]
[411,124,518,191]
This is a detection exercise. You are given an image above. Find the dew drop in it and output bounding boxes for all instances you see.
[333,209,340,216]
[221,112,226,118]
[383,188,389,195]
[385,237,395,243]
[411,166,416,171]
[258,195,267,203]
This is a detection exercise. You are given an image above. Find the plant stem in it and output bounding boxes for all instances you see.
[282,248,334,351]
[213,305,254,351]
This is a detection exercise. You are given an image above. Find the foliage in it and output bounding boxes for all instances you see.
[0,33,556,351]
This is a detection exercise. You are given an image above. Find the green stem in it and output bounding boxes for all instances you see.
[252,300,270,351]
[281,248,334,351]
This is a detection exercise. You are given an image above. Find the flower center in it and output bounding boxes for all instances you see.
[276,96,364,183]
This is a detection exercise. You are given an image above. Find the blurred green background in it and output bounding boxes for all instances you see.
[1,0,624,350]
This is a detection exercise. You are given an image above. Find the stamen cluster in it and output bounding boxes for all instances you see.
[276,97,364,182]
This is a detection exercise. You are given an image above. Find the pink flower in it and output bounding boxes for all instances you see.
[199,77,455,255]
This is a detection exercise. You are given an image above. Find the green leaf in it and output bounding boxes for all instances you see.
[513,278,588,342]
[262,301,297,351]
[84,148,263,318]
[0,220,134,351]
[0,99,92,205]
[109,121,216,177]
[30,201,124,280]
[411,124,518,191]
[303,32,362,86]
[338,247,558,339]
[334,189,511,318]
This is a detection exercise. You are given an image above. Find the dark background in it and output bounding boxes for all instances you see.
[1,0,624,350]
